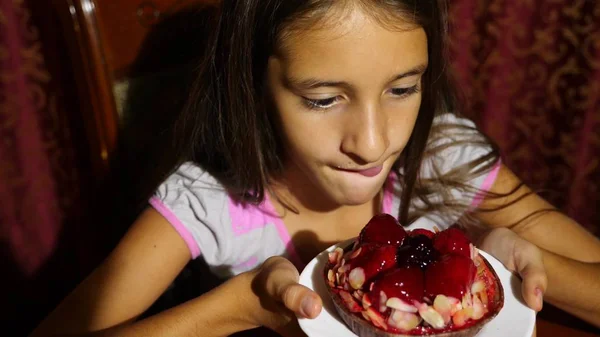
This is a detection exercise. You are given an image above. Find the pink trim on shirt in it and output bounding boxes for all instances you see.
[229,198,269,236]
[149,196,202,258]
[469,159,502,210]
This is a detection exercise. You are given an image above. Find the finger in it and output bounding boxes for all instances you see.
[262,257,323,318]
[279,283,323,319]
[516,251,547,312]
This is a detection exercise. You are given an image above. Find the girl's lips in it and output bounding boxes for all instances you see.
[339,165,383,177]
[357,165,383,177]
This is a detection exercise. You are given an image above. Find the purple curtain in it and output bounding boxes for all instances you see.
[449,0,600,235]
[1,1,85,335]
[0,0,62,276]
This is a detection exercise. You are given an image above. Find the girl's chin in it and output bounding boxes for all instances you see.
[330,186,383,206]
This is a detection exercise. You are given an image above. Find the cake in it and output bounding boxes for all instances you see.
[324,214,504,336]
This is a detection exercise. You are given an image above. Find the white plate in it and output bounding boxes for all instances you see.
[298,239,536,337]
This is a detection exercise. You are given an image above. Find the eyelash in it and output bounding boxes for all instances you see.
[302,85,420,110]
[390,85,420,97]
[303,96,341,110]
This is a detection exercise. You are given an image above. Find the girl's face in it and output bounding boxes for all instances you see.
[267,7,428,207]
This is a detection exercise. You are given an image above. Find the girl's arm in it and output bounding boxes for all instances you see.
[29,208,322,337]
[474,164,600,327]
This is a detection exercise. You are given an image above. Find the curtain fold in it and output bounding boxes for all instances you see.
[448,0,600,234]
[1,1,84,335]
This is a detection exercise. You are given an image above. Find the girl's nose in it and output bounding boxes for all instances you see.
[340,104,388,164]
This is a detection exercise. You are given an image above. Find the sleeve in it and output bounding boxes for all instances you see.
[420,113,502,210]
[148,163,234,265]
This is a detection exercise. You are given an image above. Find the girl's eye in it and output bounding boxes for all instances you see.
[303,96,340,110]
[390,85,420,97]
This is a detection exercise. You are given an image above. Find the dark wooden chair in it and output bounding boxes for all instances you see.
[49,0,222,318]
[51,0,217,180]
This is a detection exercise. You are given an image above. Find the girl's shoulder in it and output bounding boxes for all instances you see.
[425,112,497,178]
[154,162,227,204]
[150,162,290,277]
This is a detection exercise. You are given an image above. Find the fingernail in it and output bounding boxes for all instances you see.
[301,296,316,318]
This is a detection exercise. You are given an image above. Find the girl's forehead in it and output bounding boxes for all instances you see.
[275,8,428,83]
[278,3,422,53]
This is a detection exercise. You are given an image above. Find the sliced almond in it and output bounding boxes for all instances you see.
[479,288,489,306]
[387,310,422,331]
[339,290,362,313]
[365,307,388,329]
[386,297,418,313]
[433,295,452,323]
[328,269,335,284]
[452,307,473,327]
[447,296,462,315]
[418,305,446,329]
[471,280,485,294]
[328,251,339,264]
[349,247,362,260]
[433,295,452,314]
[471,293,486,320]
[334,248,344,263]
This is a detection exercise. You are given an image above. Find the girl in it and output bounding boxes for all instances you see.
[31,1,600,336]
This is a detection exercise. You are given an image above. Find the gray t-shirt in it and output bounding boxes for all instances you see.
[150,113,500,279]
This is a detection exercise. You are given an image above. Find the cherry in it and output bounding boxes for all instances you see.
[347,245,397,289]
[424,253,476,299]
[370,267,425,305]
[433,227,472,258]
[396,235,439,269]
[359,214,407,246]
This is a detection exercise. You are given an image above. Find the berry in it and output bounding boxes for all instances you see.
[347,245,397,289]
[359,214,407,246]
[433,227,472,258]
[396,235,439,269]
[424,254,476,299]
[370,267,425,305]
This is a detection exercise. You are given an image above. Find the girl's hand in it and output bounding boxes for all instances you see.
[477,227,547,312]
[247,256,323,337]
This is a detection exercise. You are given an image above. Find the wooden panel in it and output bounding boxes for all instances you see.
[50,0,217,179]
[52,0,119,177]
[95,0,218,79]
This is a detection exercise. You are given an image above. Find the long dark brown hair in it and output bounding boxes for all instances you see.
[172,0,504,226]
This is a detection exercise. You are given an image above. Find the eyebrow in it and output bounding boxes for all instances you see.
[285,63,428,90]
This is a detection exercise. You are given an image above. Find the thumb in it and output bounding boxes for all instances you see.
[261,257,323,319]
[278,283,323,319]
[515,248,547,312]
